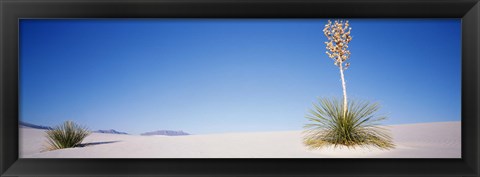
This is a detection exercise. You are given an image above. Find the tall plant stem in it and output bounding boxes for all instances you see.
[339,63,348,117]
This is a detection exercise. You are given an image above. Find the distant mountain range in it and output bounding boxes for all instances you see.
[20,121,189,136]
[20,121,129,134]
[19,121,52,130]
[141,130,190,136]
[94,129,128,135]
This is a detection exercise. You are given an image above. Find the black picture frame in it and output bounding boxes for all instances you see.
[1,0,479,176]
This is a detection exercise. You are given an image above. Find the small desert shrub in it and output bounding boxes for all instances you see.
[303,98,394,150]
[45,121,90,150]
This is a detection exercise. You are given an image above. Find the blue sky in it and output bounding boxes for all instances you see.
[19,19,461,135]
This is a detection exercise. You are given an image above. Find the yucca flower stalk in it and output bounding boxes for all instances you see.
[45,121,90,150]
[324,20,352,117]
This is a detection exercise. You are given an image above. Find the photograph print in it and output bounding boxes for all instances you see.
[19,19,461,158]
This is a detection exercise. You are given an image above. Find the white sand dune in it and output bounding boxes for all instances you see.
[20,121,460,158]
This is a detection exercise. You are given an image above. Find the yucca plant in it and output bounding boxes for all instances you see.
[45,121,90,150]
[302,19,394,150]
[304,98,394,149]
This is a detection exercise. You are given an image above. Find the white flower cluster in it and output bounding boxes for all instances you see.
[323,20,352,70]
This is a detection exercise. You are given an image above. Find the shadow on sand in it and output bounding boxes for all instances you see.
[77,141,121,147]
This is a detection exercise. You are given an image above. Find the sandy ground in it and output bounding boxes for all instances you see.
[19,121,461,158]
